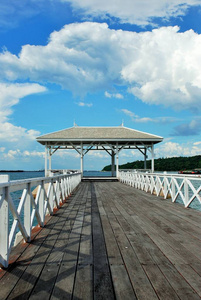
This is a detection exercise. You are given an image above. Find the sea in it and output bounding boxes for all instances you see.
[0,170,112,181]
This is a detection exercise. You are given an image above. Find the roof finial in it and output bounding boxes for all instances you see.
[121,120,124,127]
[74,120,78,127]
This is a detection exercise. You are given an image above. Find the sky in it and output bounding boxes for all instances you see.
[1,0,201,171]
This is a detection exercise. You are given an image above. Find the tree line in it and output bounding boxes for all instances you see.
[102,155,201,172]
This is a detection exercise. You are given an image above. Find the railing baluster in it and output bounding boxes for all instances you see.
[184,178,189,207]
[24,183,31,242]
[39,180,45,227]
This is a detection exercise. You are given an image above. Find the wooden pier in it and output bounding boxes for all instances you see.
[0,181,201,299]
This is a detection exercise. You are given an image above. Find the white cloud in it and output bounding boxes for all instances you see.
[0,82,46,122]
[63,0,201,26]
[2,149,45,160]
[121,109,176,123]
[0,122,40,142]
[105,91,124,99]
[0,82,46,143]
[88,151,108,158]
[155,141,201,158]
[77,101,93,107]
[1,23,201,110]
[121,109,136,118]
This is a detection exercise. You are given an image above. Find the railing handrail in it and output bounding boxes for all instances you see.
[120,170,201,179]
[0,172,81,268]
[0,172,80,189]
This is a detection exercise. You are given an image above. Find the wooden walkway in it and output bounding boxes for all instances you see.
[0,181,201,299]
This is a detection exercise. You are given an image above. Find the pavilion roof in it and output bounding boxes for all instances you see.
[37,126,163,145]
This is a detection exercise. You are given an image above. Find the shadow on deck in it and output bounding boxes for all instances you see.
[0,181,201,299]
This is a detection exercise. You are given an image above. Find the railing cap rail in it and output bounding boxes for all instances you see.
[119,170,201,179]
[0,172,81,188]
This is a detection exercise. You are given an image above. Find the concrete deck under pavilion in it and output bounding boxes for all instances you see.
[36,125,163,177]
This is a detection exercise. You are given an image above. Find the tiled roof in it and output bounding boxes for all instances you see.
[37,126,163,142]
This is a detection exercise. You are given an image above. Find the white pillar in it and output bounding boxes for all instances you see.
[45,144,48,177]
[144,148,147,170]
[80,143,84,177]
[151,144,154,173]
[49,148,52,172]
[111,151,115,176]
[116,144,119,178]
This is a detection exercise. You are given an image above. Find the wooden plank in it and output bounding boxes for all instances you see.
[95,183,158,300]
[72,189,93,300]
[0,215,59,300]
[91,183,115,300]
[2,183,85,300]
[29,184,85,299]
[95,185,136,299]
[50,183,88,300]
[110,265,136,300]
[98,182,201,300]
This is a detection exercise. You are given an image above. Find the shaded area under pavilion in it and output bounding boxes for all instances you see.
[36,125,163,177]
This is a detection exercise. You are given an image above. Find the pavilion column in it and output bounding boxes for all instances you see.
[151,144,154,173]
[80,143,84,178]
[45,144,48,177]
[144,148,147,170]
[111,150,115,177]
[116,144,119,178]
[49,147,52,172]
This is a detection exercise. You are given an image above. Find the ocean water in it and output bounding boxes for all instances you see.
[83,170,112,177]
[0,170,111,181]
[0,170,45,181]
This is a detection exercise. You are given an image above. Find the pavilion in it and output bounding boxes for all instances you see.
[36,125,163,177]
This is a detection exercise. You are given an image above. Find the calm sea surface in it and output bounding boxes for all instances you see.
[0,170,112,181]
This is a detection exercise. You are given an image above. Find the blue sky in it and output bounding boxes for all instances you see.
[1,0,201,171]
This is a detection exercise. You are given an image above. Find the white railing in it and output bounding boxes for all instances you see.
[0,172,81,268]
[119,171,201,210]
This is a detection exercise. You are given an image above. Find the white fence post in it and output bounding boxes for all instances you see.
[39,180,45,227]
[0,175,9,268]
[24,183,31,242]
[184,178,189,207]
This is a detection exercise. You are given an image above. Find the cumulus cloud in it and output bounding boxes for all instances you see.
[105,91,124,99]
[0,82,46,122]
[155,141,201,157]
[1,0,200,30]
[77,101,93,107]
[0,122,40,142]
[0,82,46,143]
[1,23,201,110]
[121,109,176,123]
[63,0,201,26]
[2,149,45,160]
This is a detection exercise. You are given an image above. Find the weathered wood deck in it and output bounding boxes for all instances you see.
[1,181,201,299]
